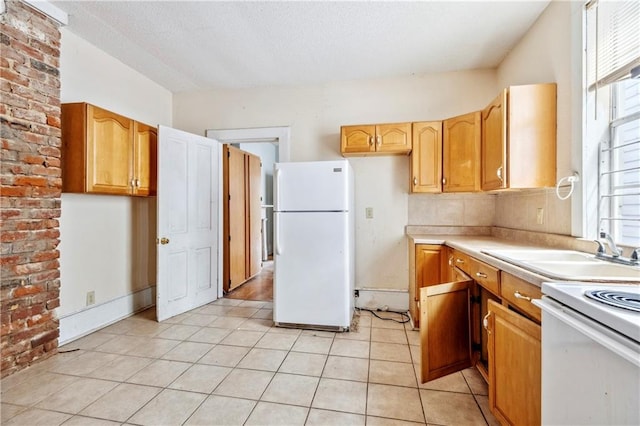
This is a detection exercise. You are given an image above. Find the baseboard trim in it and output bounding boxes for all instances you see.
[355,288,408,312]
[59,286,156,345]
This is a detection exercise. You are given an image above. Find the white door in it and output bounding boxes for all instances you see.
[156,125,219,321]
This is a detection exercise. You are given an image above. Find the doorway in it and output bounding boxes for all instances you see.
[205,126,290,302]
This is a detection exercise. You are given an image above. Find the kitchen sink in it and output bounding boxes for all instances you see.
[482,249,640,282]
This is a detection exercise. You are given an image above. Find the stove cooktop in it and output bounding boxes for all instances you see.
[542,282,640,343]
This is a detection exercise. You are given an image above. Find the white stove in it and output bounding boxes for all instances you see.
[541,281,640,343]
[535,281,640,425]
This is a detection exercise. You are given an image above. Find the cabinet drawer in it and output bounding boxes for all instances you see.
[451,251,473,276]
[501,272,542,322]
[470,259,500,295]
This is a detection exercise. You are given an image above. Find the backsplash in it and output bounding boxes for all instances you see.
[408,193,496,227]
[408,188,572,236]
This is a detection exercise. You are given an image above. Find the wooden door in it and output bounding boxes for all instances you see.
[156,125,219,321]
[86,104,133,194]
[481,90,507,191]
[487,300,541,426]
[340,125,375,154]
[224,145,247,291]
[442,112,481,192]
[412,244,444,327]
[133,122,157,196]
[247,153,262,278]
[376,122,412,154]
[419,279,473,383]
[411,121,442,193]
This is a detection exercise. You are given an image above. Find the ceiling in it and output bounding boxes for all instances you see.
[51,1,551,93]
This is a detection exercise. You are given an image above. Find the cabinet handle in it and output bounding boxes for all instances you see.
[476,272,488,279]
[483,312,491,333]
[135,178,140,187]
[448,256,454,266]
[496,166,503,182]
[455,258,465,264]
[413,177,418,186]
[514,291,532,302]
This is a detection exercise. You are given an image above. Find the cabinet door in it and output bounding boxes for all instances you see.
[419,280,473,383]
[247,153,262,278]
[376,122,412,154]
[411,122,442,193]
[132,122,157,196]
[340,125,375,155]
[86,104,134,194]
[486,300,541,426]
[442,112,481,192]
[481,90,507,191]
[412,244,444,327]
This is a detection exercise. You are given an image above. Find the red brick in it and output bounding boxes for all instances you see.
[46,298,59,310]
[30,329,58,348]
[12,284,46,298]
[0,231,29,243]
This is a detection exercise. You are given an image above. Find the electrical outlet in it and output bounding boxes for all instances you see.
[536,208,544,225]
[86,291,95,306]
[365,207,373,219]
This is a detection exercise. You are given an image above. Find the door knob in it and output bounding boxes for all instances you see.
[157,237,170,245]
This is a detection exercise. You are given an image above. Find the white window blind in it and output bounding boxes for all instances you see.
[586,0,640,91]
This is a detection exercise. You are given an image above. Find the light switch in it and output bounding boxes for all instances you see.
[365,207,373,219]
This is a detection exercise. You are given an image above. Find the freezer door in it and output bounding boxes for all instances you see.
[273,211,352,328]
[274,160,352,212]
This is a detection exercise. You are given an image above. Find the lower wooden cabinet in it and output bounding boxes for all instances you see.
[417,247,542,425]
[487,300,541,426]
[223,145,262,292]
[409,244,449,327]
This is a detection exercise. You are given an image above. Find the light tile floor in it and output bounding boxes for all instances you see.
[1,299,499,426]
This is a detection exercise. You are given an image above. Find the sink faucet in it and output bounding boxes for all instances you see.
[599,232,622,257]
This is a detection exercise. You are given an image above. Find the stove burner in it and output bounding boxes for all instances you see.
[584,290,640,313]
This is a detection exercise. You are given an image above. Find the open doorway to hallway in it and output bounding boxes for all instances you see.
[206,126,290,303]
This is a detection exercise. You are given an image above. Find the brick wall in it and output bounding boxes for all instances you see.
[1,0,62,378]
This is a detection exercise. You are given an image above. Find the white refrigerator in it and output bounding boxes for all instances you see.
[273,160,355,330]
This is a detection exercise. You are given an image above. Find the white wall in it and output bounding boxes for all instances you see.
[58,30,172,321]
[494,1,578,236]
[174,70,498,291]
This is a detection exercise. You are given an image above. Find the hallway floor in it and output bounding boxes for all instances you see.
[1,299,498,425]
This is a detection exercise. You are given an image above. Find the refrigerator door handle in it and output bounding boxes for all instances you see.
[274,213,282,255]
[275,167,281,211]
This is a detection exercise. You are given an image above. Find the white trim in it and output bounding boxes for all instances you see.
[59,286,155,345]
[206,126,291,162]
[22,0,68,25]
[355,288,409,312]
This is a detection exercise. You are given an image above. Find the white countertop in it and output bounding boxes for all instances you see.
[407,234,595,287]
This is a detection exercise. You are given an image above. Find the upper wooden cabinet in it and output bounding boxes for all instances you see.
[411,121,442,193]
[341,122,412,156]
[61,103,157,196]
[443,112,482,192]
[481,83,557,191]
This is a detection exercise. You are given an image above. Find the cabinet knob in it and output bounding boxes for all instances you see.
[369,136,374,146]
[483,312,491,333]
[514,291,532,302]
[496,166,503,182]
[376,135,381,146]
[442,177,447,185]
[413,177,418,186]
